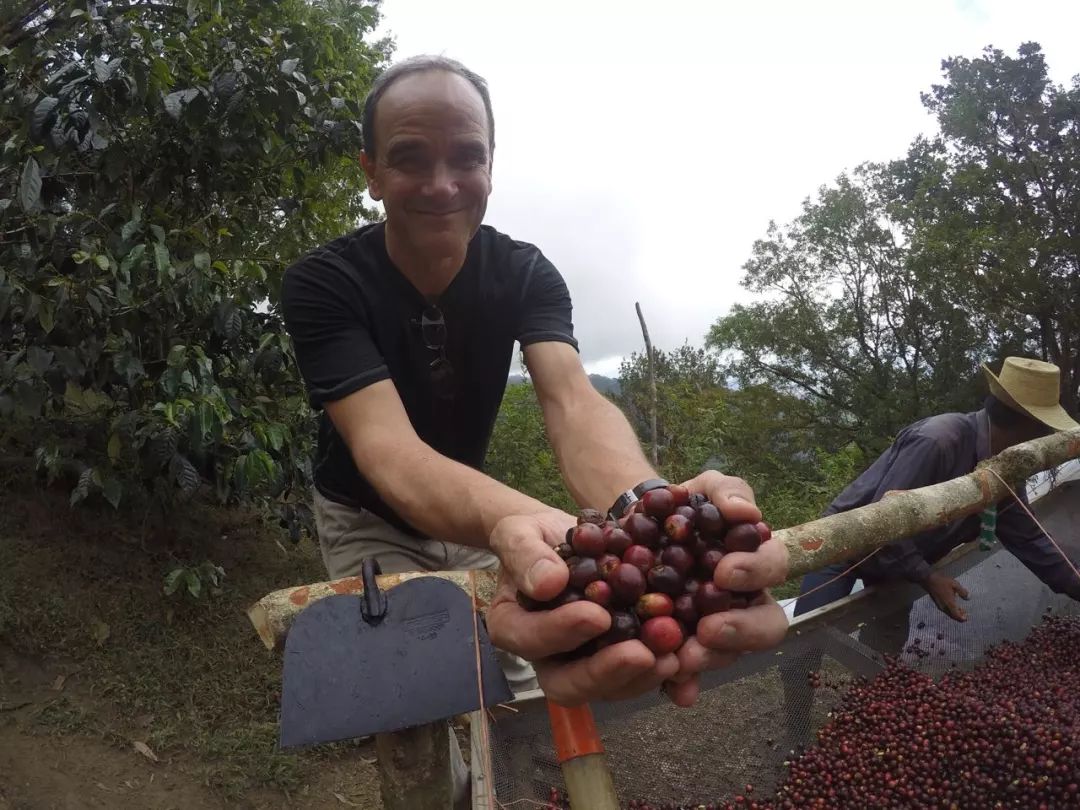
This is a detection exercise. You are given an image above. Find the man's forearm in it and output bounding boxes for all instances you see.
[546,389,657,512]
[357,441,556,548]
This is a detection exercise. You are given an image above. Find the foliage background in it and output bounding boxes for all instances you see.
[2,11,1076,582]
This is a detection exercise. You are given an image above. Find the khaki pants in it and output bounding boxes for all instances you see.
[312,490,538,806]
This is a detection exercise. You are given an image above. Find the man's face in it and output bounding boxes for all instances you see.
[361,70,492,262]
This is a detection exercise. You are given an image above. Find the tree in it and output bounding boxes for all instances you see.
[708,42,1080,454]
[0,0,391,539]
[613,344,727,485]
[484,382,576,514]
[614,345,863,530]
[707,167,987,456]
[908,42,1080,413]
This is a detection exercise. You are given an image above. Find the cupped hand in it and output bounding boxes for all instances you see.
[660,471,791,705]
[486,512,679,706]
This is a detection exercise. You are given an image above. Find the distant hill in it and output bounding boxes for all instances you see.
[507,373,621,395]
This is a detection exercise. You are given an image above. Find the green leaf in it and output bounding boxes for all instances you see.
[70,466,95,506]
[265,423,285,451]
[0,199,11,214]
[121,220,140,242]
[167,344,187,367]
[18,157,42,213]
[170,454,200,496]
[38,300,55,334]
[94,254,110,271]
[86,291,102,315]
[224,308,241,340]
[102,476,122,509]
[280,58,299,76]
[150,224,166,243]
[153,242,170,275]
[163,567,186,596]
[186,570,202,599]
[164,91,184,119]
[64,381,111,416]
[108,433,122,463]
[193,251,210,271]
[27,346,53,376]
[120,243,146,274]
[93,58,116,84]
[31,96,60,139]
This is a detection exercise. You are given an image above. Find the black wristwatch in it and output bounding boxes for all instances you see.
[608,478,670,520]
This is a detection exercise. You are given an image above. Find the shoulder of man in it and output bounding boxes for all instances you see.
[895,412,975,463]
[474,224,547,263]
[284,223,384,281]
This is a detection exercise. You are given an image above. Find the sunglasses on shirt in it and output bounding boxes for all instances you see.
[419,305,455,400]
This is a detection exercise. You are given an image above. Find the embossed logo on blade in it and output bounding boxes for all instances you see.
[404,610,450,641]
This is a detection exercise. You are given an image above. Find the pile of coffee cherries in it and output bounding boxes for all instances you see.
[518,484,772,658]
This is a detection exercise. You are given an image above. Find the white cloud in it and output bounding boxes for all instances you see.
[371,0,1080,367]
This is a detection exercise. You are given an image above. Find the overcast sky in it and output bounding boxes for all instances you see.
[369,0,1080,377]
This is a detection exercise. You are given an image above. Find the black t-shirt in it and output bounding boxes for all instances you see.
[280,221,578,537]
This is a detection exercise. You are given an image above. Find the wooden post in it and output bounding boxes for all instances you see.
[635,301,659,467]
[374,724,455,810]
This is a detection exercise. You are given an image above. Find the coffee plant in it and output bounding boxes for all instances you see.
[0,0,390,542]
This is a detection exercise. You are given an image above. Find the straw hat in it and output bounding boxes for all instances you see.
[982,356,1079,431]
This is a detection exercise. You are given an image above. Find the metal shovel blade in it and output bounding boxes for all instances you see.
[278,574,513,749]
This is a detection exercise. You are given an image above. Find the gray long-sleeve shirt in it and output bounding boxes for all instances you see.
[827,409,1080,598]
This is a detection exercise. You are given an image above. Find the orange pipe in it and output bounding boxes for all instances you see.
[547,700,605,762]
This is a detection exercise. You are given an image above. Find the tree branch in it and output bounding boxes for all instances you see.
[247,430,1080,651]
[782,427,1080,577]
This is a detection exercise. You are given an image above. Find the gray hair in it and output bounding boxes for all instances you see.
[361,55,495,159]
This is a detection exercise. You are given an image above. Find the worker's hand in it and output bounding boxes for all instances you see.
[922,572,970,621]
[657,471,791,706]
[486,512,680,706]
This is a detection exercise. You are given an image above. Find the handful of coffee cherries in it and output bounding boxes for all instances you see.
[517,484,772,659]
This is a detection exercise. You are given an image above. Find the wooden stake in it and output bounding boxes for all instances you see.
[635,302,659,467]
[374,724,456,810]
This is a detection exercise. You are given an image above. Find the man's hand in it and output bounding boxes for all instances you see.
[486,470,791,708]
[486,513,681,706]
[661,470,790,706]
[921,572,970,621]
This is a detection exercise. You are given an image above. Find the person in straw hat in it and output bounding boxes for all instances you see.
[778,357,1079,754]
[793,355,1080,622]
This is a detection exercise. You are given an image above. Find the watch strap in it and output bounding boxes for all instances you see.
[608,478,670,520]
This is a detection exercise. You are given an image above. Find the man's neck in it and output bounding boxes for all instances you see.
[384,222,465,299]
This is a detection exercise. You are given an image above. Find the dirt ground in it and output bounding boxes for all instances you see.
[0,469,387,810]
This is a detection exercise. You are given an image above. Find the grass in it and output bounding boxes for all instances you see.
[0,466,359,800]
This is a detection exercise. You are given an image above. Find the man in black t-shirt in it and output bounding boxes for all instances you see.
[281,55,790,714]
